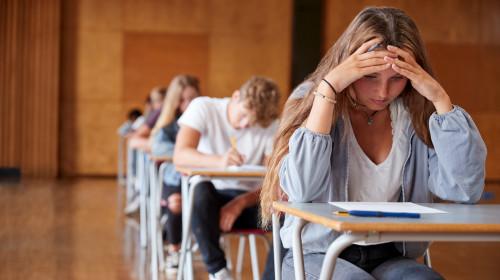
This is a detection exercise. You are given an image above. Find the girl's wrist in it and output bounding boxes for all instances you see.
[432,92,453,115]
[323,71,343,94]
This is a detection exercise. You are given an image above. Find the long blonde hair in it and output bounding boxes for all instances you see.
[260,7,436,226]
[150,74,200,139]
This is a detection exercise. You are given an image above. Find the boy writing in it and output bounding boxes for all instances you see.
[173,76,281,280]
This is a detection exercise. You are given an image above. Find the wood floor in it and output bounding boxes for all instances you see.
[0,178,499,279]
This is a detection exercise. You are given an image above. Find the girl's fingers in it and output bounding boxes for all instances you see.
[391,63,417,80]
[358,49,398,61]
[384,56,418,80]
[357,57,392,67]
[387,45,416,64]
[353,38,383,54]
[362,63,392,74]
[384,56,411,70]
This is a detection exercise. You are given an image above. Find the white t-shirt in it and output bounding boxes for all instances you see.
[178,96,279,191]
[347,97,411,202]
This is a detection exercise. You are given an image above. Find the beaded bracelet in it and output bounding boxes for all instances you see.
[313,91,336,104]
[322,78,338,95]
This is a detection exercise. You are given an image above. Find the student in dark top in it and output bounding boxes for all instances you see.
[129,86,167,151]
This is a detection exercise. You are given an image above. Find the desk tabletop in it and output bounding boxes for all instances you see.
[273,202,500,233]
[149,156,172,162]
[175,166,266,177]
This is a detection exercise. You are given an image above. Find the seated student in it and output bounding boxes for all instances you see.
[130,96,153,134]
[173,76,281,280]
[149,74,201,274]
[125,86,167,214]
[117,108,142,137]
[260,6,487,280]
[129,86,167,150]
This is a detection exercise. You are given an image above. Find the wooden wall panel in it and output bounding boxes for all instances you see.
[406,0,481,44]
[322,0,500,179]
[123,33,209,103]
[79,0,123,29]
[59,0,293,176]
[59,0,79,177]
[60,24,124,175]
[474,113,500,178]
[124,0,209,33]
[209,0,293,104]
[0,0,61,177]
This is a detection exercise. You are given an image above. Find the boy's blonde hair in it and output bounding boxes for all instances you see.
[239,76,281,127]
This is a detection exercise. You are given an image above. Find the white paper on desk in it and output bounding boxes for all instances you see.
[227,164,266,172]
[328,202,447,214]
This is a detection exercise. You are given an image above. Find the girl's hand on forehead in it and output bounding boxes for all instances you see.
[384,45,452,114]
[322,38,398,93]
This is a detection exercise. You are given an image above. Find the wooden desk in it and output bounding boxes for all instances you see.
[175,166,266,280]
[272,202,500,280]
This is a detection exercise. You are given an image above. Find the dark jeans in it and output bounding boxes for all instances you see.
[162,183,182,245]
[191,182,259,274]
[282,243,445,280]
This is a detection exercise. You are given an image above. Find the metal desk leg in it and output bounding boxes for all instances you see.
[292,218,309,280]
[157,162,168,270]
[272,212,282,280]
[149,160,158,280]
[178,175,206,280]
[126,144,135,203]
[319,232,365,280]
[177,175,190,280]
[138,151,148,248]
[118,136,125,185]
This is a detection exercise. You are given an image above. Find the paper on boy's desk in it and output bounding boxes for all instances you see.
[227,164,266,172]
[328,202,447,214]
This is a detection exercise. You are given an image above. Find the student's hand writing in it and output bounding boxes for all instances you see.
[219,148,245,167]
[384,45,453,114]
[219,197,245,232]
[321,38,398,94]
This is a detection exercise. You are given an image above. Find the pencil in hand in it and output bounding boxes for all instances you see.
[230,136,237,149]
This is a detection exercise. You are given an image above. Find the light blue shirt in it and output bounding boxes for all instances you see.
[279,83,487,258]
[152,119,181,187]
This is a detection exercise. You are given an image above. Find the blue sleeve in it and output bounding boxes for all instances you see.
[279,127,333,202]
[427,106,487,203]
[151,122,182,187]
[151,126,176,157]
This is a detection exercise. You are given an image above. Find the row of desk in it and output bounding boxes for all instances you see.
[174,166,500,280]
[124,152,500,280]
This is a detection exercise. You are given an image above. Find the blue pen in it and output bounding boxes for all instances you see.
[366,42,381,53]
[348,210,420,218]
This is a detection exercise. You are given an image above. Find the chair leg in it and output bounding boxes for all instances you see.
[157,220,165,269]
[249,234,260,280]
[225,232,270,279]
[224,237,233,270]
[236,236,246,274]
[423,248,432,268]
[257,234,271,251]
